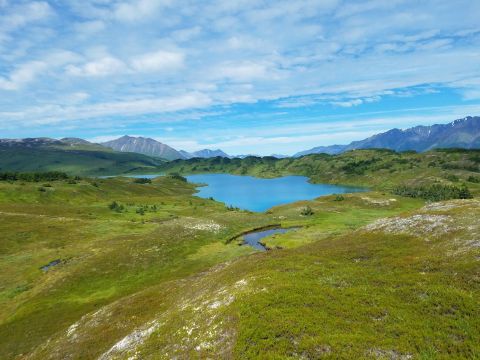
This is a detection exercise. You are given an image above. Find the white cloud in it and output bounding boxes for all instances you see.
[0,92,212,126]
[0,1,52,32]
[0,61,46,90]
[216,61,271,81]
[331,96,380,107]
[171,26,202,42]
[113,0,173,22]
[131,50,184,72]
[331,99,363,108]
[66,56,126,77]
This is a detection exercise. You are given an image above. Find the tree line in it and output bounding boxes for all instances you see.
[0,171,71,182]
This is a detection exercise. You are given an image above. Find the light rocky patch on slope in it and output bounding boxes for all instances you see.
[364,214,455,239]
[365,199,480,253]
[98,320,161,360]
[361,196,398,206]
[168,217,225,235]
[129,277,253,359]
[420,199,480,212]
[367,348,413,360]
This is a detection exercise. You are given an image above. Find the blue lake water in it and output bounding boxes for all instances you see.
[186,174,365,212]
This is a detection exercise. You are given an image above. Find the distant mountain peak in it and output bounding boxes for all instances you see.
[179,148,230,159]
[100,136,184,161]
[192,149,230,158]
[60,137,92,146]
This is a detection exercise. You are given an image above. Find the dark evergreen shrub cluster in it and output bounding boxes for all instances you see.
[393,184,472,201]
[168,173,187,182]
[467,175,480,183]
[0,171,69,182]
[133,177,152,184]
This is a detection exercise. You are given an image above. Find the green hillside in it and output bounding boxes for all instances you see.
[0,141,165,175]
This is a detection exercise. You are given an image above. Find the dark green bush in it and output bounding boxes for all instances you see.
[445,174,459,182]
[393,184,473,201]
[301,206,314,216]
[169,173,187,182]
[467,175,480,183]
[133,178,152,184]
[108,201,124,212]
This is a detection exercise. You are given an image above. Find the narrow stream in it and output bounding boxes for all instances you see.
[243,227,297,251]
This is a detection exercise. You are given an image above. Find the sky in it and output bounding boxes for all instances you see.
[1,0,480,155]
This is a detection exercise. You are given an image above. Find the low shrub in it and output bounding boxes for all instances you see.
[301,206,314,216]
[108,201,124,212]
[467,175,480,183]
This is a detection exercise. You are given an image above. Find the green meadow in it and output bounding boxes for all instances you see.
[0,149,479,359]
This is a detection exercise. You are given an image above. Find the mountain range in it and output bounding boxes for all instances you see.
[1,116,480,170]
[295,116,480,156]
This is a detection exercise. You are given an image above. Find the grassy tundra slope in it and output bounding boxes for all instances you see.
[30,199,479,359]
[0,150,479,359]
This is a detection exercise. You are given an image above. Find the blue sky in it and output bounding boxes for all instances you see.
[1,0,480,155]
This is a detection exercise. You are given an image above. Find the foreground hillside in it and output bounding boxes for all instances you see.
[28,199,480,359]
[0,138,165,175]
